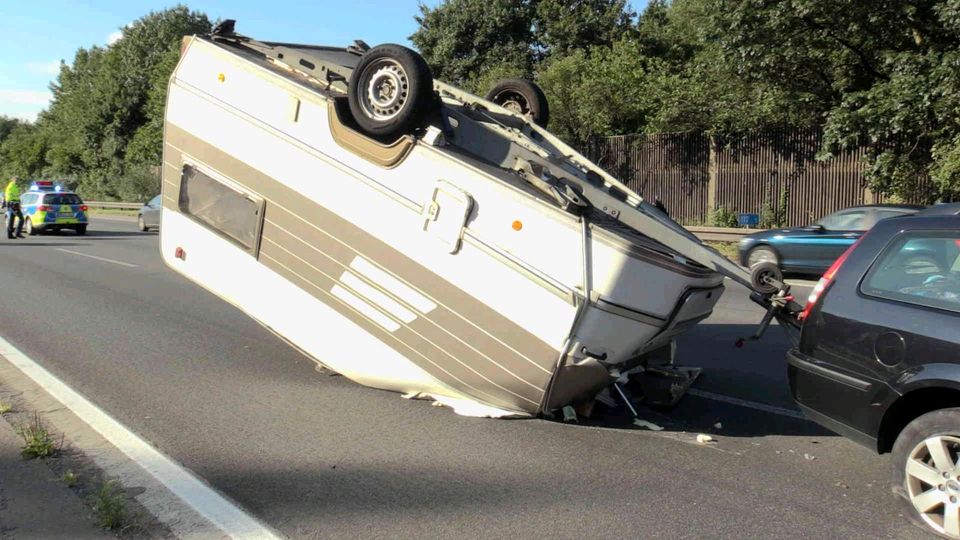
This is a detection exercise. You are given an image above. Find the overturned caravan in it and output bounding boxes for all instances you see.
[161,22,800,418]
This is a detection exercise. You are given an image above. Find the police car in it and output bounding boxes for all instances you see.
[19,181,89,235]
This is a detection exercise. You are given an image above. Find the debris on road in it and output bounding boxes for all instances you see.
[804,453,817,461]
[696,434,716,444]
[633,419,664,431]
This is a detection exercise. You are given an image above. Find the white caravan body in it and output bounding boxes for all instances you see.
[160,34,725,417]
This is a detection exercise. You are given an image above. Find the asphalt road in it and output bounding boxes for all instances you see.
[0,218,928,538]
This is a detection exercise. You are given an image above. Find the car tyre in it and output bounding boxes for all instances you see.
[347,44,435,139]
[138,215,148,232]
[24,218,35,236]
[75,224,87,235]
[747,245,780,268]
[891,408,960,539]
[484,78,550,128]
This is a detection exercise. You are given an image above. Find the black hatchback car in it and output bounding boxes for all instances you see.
[788,214,960,538]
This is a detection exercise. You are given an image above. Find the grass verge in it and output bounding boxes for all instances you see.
[705,240,739,262]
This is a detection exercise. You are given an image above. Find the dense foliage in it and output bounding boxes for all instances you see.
[0,6,210,200]
[413,0,960,200]
[1,2,957,201]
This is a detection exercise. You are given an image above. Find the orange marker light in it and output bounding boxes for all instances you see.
[512,220,523,231]
[217,73,226,83]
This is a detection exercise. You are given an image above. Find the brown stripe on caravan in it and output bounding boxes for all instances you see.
[162,123,560,413]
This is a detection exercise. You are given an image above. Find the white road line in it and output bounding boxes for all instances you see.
[0,335,282,540]
[55,248,139,268]
[687,388,807,420]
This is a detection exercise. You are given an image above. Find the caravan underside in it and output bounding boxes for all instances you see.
[160,34,728,418]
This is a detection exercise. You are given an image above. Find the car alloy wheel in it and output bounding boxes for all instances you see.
[747,246,779,267]
[905,434,960,538]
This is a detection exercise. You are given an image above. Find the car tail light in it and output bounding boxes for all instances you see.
[799,235,867,321]
[80,205,88,211]
[37,205,50,211]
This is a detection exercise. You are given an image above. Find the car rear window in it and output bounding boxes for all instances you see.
[861,232,960,313]
[43,194,83,205]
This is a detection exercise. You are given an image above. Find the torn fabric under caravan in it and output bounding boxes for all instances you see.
[160,21,801,418]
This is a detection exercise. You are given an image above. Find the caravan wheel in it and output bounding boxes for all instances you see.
[347,44,435,139]
[484,78,550,128]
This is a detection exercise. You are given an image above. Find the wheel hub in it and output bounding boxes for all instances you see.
[361,61,409,121]
[492,91,530,116]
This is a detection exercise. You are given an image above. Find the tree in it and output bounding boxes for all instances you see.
[534,0,635,56]
[411,0,536,91]
[710,0,960,199]
[26,5,211,199]
[410,0,637,92]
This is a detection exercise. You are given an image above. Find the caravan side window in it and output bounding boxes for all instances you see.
[178,164,263,253]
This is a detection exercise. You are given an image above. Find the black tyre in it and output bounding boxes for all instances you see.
[749,261,782,294]
[75,224,87,235]
[347,44,435,139]
[891,408,960,539]
[138,215,148,232]
[484,78,550,128]
[24,218,36,236]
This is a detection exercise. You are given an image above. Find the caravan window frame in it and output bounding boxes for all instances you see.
[177,161,266,256]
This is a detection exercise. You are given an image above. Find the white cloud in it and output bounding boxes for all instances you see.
[107,30,123,45]
[0,89,53,107]
[26,60,61,76]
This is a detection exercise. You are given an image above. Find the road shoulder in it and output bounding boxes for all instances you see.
[0,349,220,538]
[0,415,111,539]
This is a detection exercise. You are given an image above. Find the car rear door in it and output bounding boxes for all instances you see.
[802,230,960,432]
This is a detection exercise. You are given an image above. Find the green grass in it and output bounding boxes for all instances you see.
[16,413,62,459]
[0,401,11,415]
[93,480,126,530]
[62,470,79,488]
[705,240,739,261]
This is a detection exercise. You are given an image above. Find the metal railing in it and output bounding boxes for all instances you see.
[85,201,143,211]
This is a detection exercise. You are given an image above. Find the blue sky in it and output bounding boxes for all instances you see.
[1,1,645,122]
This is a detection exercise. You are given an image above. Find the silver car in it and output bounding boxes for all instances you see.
[138,195,161,231]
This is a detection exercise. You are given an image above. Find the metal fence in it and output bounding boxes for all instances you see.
[585,127,934,227]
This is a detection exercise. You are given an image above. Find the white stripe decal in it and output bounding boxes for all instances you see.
[331,285,401,332]
[349,256,437,314]
[0,335,281,539]
[340,271,417,324]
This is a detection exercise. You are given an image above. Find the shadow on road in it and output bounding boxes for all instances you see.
[547,321,835,439]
